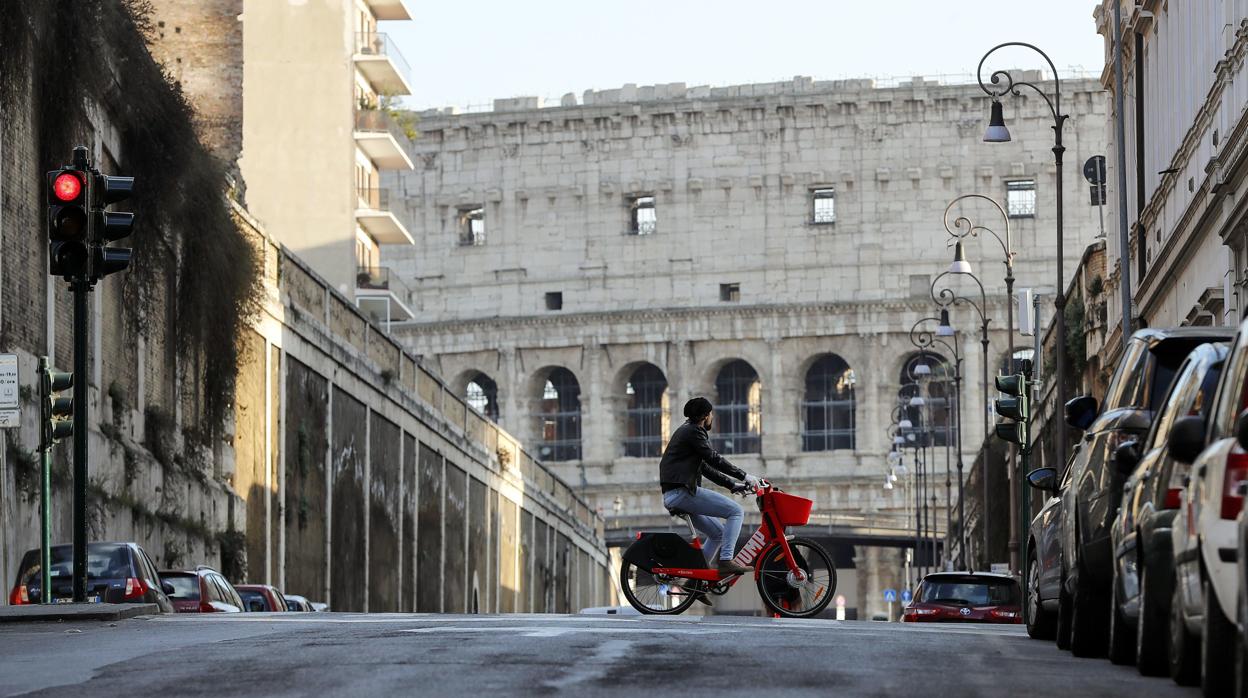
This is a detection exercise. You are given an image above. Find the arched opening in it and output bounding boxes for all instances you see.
[899,353,955,447]
[464,371,500,422]
[802,354,856,451]
[534,367,581,461]
[712,360,761,454]
[622,364,669,457]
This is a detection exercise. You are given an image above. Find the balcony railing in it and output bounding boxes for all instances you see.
[356,187,392,211]
[356,265,411,299]
[354,32,411,88]
[355,109,410,142]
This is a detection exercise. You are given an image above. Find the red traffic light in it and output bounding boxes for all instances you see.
[52,172,83,202]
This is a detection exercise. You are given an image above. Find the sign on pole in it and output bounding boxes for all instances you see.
[0,354,19,428]
[901,589,913,604]
[883,588,897,603]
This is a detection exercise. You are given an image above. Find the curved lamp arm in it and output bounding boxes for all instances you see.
[976,41,1065,126]
[930,270,990,330]
[944,194,1013,271]
[908,316,958,363]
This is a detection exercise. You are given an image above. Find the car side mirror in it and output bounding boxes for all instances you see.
[247,599,265,612]
[1168,415,1206,465]
[1064,395,1099,432]
[1113,440,1141,476]
[160,581,175,595]
[1237,409,1248,452]
[1026,467,1058,493]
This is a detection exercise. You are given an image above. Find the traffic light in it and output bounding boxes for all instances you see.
[994,373,1030,448]
[90,172,134,280]
[46,168,90,278]
[40,367,73,445]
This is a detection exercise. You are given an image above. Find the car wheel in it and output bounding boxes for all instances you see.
[1057,576,1073,650]
[1108,567,1135,665]
[1202,579,1235,696]
[1170,572,1201,686]
[1136,560,1170,676]
[1069,570,1109,658]
[1026,552,1056,641]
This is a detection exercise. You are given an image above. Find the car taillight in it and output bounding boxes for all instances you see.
[9,586,29,605]
[1164,488,1183,510]
[199,600,217,613]
[903,606,937,616]
[123,577,149,600]
[1222,453,1248,519]
[990,609,1020,619]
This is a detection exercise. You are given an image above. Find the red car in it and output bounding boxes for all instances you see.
[234,584,289,612]
[902,572,1023,623]
[159,567,245,613]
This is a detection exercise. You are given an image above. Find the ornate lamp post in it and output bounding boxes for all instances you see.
[978,42,1070,473]
[910,316,966,569]
[943,194,1023,572]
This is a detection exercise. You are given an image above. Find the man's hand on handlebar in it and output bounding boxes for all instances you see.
[731,482,753,496]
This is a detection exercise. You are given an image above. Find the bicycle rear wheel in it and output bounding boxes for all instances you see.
[755,537,837,618]
[619,560,700,615]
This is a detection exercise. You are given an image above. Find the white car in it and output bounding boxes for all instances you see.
[1169,317,1248,692]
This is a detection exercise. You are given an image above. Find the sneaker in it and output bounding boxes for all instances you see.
[716,559,752,576]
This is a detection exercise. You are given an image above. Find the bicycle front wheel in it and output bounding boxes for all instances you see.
[755,537,837,618]
[619,560,700,615]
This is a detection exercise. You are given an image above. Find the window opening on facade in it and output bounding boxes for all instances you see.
[1006,180,1036,218]
[899,353,955,447]
[465,372,500,422]
[623,364,668,458]
[811,187,836,224]
[536,368,581,461]
[802,354,857,451]
[545,292,563,311]
[719,283,740,302]
[629,195,656,235]
[712,360,761,454]
[458,206,485,246]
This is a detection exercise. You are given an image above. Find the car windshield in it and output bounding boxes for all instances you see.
[163,575,200,600]
[919,577,1020,606]
[17,544,133,587]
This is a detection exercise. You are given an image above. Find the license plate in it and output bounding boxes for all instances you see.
[53,596,101,604]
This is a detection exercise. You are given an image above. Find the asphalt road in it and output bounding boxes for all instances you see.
[0,612,1200,697]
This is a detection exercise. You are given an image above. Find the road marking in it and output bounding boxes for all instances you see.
[400,625,740,638]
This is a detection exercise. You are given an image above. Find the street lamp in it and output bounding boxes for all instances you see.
[944,192,1025,574]
[978,42,1070,478]
[910,316,967,570]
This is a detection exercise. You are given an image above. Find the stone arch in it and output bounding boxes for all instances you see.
[613,362,670,458]
[528,365,582,462]
[709,359,762,454]
[458,370,500,422]
[800,353,857,451]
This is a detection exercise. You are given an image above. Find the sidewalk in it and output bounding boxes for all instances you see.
[0,603,158,623]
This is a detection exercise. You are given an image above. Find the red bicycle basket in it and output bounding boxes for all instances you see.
[769,491,813,526]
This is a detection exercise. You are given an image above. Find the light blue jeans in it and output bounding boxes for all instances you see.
[663,486,743,564]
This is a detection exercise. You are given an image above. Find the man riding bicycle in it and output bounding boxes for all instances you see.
[659,397,761,577]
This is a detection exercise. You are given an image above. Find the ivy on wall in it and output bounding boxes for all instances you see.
[15,0,260,441]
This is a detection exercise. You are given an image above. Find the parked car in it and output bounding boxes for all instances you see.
[1107,342,1227,671]
[234,584,288,612]
[1026,327,1232,657]
[1169,318,1248,692]
[8,541,173,612]
[900,572,1022,624]
[283,594,314,612]
[160,566,245,613]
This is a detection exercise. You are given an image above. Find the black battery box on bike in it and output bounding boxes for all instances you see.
[622,532,708,572]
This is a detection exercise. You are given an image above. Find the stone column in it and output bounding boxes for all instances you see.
[498,348,526,442]
[582,343,611,466]
[762,337,793,468]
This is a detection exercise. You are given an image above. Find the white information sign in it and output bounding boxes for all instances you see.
[0,410,18,429]
[0,354,17,410]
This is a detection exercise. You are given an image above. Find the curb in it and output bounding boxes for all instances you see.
[0,603,159,623]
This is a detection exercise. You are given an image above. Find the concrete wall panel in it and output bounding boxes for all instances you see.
[283,357,328,601]
[401,431,416,612]
[416,442,443,612]
[442,463,467,612]
[467,477,488,613]
[368,412,400,611]
[330,390,367,612]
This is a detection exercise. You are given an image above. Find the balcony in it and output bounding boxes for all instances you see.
[354,109,414,170]
[355,187,413,245]
[356,265,415,328]
[363,0,411,20]
[353,32,412,96]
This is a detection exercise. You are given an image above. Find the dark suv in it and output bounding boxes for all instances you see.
[8,541,174,612]
[1026,327,1233,657]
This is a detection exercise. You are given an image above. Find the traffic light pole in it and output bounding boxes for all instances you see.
[71,279,91,603]
[38,357,52,604]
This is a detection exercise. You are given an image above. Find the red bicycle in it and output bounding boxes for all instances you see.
[619,480,837,617]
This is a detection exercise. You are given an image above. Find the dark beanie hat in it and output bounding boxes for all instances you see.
[683,397,713,420]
